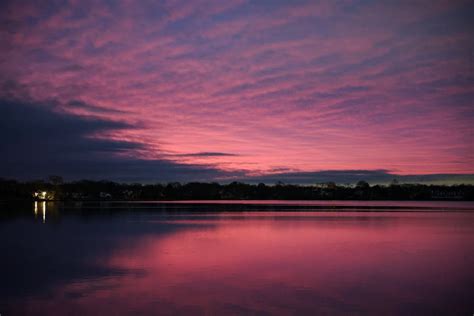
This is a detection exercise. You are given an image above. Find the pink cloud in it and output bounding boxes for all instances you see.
[1,0,472,177]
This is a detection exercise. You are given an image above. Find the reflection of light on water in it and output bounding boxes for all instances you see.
[34,201,38,218]
[42,201,46,223]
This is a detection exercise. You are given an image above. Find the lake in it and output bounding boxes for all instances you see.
[1,201,473,315]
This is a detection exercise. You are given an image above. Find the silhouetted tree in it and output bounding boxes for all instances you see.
[356,180,370,189]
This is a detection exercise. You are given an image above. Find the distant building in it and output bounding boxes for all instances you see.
[314,182,337,189]
[100,192,112,199]
[430,189,463,200]
[33,191,55,201]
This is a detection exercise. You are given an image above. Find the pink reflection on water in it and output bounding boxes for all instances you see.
[19,212,474,315]
[138,200,474,208]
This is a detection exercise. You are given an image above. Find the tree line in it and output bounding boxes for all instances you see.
[0,178,473,201]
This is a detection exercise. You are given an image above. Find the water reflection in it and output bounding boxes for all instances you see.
[1,202,474,315]
[33,201,48,223]
[42,201,46,223]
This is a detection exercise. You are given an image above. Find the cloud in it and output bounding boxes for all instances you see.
[243,170,474,185]
[67,100,129,115]
[0,0,473,178]
[0,97,471,184]
[0,98,240,182]
[173,152,238,157]
[246,170,393,185]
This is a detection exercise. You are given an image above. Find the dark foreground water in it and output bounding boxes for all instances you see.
[1,201,473,315]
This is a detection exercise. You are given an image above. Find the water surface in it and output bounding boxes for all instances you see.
[1,201,473,315]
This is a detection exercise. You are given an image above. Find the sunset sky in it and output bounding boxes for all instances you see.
[1,0,473,183]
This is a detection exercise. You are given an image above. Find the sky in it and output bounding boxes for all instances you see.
[0,0,473,184]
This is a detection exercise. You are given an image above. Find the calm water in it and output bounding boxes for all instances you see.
[1,201,473,315]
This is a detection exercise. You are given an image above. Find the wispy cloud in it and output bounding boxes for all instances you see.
[173,152,239,157]
[243,170,474,185]
[0,0,473,181]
